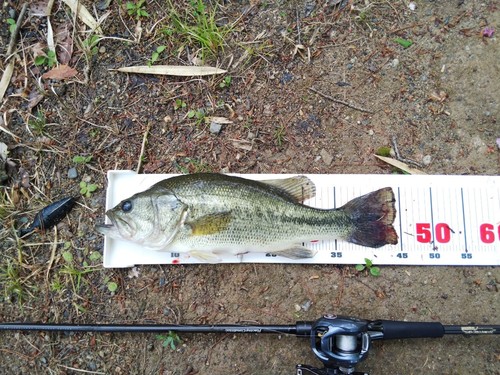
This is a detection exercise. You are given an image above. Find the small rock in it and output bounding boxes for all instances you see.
[300,299,313,312]
[319,149,333,166]
[99,46,106,54]
[88,362,97,371]
[67,167,78,179]
[294,304,301,312]
[422,155,432,166]
[209,122,222,134]
[391,58,399,68]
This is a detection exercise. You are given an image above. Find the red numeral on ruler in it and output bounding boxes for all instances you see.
[479,224,500,243]
[416,223,451,243]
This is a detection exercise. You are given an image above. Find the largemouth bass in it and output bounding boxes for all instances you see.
[96,174,398,261]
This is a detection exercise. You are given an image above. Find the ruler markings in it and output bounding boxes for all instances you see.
[397,187,403,252]
[460,188,468,253]
[429,187,435,252]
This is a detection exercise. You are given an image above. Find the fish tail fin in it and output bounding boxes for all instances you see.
[340,187,398,248]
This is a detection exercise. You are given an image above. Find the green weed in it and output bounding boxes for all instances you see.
[219,76,232,89]
[274,124,286,146]
[34,49,57,68]
[174,98,187,110]
[6,18,16,34]
[79,181,98,197]
[0,260,25,303]
[127,0,150,19]
[187,108,205,125]
[167,0,230,60]
[355,258,381,277]
[59,250,99,293]
[73,155,93,164]
[156,331,181,350]
[148,45,167,66]
[29,110,48,135]
[82,34,101,56]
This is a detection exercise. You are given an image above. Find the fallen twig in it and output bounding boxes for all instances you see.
[0,3,29,111]
[391,136,423,168]
[309,87,374,114]
[136,123,151,173]
[5,3,28,58]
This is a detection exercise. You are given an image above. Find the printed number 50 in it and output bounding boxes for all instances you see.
[416,223,451,243]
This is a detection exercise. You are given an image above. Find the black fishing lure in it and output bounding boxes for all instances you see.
[19,197,76,237]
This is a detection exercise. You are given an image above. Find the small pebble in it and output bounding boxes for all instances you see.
[300,299,313,312]
[319,149,333,166]
[209,122,222,134]
[99,46,106,54]
[67,167,78,179]
[422,155,432,166]
[391,58,399,68]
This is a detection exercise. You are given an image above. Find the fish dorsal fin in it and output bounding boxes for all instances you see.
[187,212,232,236]
[260,176,316,202]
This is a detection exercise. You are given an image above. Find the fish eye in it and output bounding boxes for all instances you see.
[121,200,132,212]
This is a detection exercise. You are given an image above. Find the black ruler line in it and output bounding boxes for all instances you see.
[429,187,435,248]
[460,188,468,252]
[333,186,337,252]
[397,187,403,252]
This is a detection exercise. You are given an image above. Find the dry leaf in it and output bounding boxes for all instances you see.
[55,23,73,65]
[27,89,45,110]
[61,0,102,33]
[231,139,253,151]
[113,65,227,76]
[0,60,15,102]
[30,1,50,17]
[374,155,426,175]
[206,116,233,124]
[42,65,78,80]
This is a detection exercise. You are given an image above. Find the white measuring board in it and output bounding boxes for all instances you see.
[101,171,500,268]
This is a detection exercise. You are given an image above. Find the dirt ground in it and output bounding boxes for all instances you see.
[0,0,499,374]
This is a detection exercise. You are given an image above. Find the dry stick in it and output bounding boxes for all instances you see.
[309,87,374,114]
[6,3,29,58]
[136,123,151,173]
[0,4,29,141]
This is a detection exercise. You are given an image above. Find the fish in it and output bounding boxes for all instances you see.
[96,173,398,262]
[19,196,76,237]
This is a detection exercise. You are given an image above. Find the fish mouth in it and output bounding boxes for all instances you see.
[95,223,114,235]
[96,213,135,239]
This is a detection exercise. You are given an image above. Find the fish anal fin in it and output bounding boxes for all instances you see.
[261,176,316,202]
[270,246,317,259]
[187,212,232,236]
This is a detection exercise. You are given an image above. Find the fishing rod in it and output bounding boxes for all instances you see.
[2,314,499,374]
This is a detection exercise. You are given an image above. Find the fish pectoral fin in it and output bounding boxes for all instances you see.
[186,212,232,236]
[260,176,316,202]
[270,246,317,259]
[189,250,223,263]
